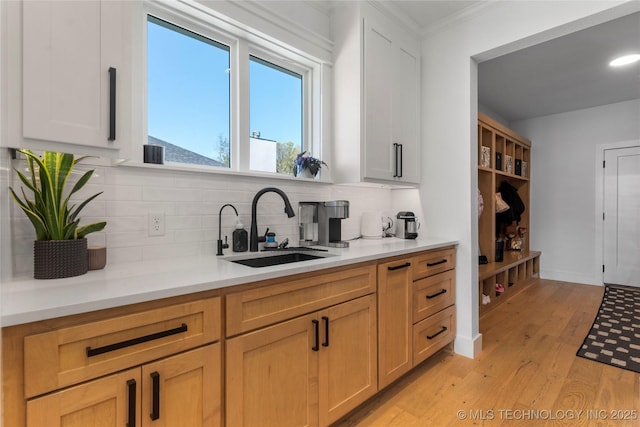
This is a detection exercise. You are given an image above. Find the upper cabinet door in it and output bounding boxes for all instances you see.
[363,22,394,181]
[363,14,420,184]
[22,0,130,153]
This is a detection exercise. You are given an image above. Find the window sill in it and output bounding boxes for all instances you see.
[117,160,334,184]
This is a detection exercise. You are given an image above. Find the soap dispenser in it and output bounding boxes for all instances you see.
[232,218,248,252]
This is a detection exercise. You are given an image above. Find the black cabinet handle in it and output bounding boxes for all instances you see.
[388,262,411,271]
[150,371,160,420]
[108,67,116,141]
[312,319,319,351]
[426,289,447,299]
[426,259,447,267]
[393,143,399,177]
[427,326,448,340]
[126,379,136,427]
[86,323,188,357]
[398,143,403,177]
[322,316,329,347]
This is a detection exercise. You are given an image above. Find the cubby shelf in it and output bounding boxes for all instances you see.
[478,112,541,317]
[479,250,541,317]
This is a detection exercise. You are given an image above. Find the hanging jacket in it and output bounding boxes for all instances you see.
[497,180,525,224]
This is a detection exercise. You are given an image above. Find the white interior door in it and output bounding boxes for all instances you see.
[604,146,640,286]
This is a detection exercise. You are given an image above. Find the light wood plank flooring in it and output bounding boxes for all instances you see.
[334,279,640,426]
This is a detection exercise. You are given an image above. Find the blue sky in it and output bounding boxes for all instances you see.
[147,17,302,162]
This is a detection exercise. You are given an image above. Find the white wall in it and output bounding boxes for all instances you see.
[420,0,638,358]
[511,99,640,285]
[8,160,397,277]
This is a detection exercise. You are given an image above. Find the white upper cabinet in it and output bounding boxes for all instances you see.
[333,2,421,186]
[5,0,132,157]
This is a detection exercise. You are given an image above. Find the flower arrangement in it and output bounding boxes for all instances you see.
[293,151,327,178]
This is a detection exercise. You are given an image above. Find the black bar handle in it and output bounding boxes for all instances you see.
[388,262,411,271]
[427,326,448,340]
[398,143,403,177]
[426,289,447,299]
[393,143,399,177]
[150,371,160,420]
[426,259,447,267]
[126,379,136,427]
[108,67,116,141]
[312,319,319,351]
[86,323,188,357]
[322,316,329,347]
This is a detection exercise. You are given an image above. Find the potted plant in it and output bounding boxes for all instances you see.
[9,150,107,279]
[293,151,327,178]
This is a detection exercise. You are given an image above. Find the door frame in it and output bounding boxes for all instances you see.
[595,140,640,285]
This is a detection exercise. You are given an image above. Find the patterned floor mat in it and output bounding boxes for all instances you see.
[577,284,640,373]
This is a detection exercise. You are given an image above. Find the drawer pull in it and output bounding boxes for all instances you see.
[426,289,447,299]
[388,262,411,271]
[426,259,447,267]
[426,326,448,340]
[86,323,188,357]
[127,379,137,427]
[322,316,329,347]
[150,371,160,420]
[312,319,320,351]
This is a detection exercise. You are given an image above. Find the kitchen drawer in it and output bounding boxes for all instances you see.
[413,269,455,323]
[24,297,221,398]
[226,263,376,336]
[412,247,455,280]
[413,305,455,365]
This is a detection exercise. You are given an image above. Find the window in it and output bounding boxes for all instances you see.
[249,56,303,175]
[147,16,230,167]
[146,11,320,177]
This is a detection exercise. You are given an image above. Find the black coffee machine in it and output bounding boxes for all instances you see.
[318,200,350,247]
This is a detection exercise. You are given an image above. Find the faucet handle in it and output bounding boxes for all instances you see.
[222,236,229,249]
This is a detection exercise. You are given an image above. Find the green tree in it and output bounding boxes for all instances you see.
[216,133,230,167]
[276,141,300,175]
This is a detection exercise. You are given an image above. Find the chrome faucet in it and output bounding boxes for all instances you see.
[250,187,295,252]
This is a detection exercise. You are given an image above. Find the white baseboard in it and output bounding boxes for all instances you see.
[454,333,483,359]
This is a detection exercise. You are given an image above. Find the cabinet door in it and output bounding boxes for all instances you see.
[392,43,420,184]
[226,314,319,427]
[319,295,378,426]
[22,0,128,150]
[363,15,420,184]
[26,368,141,427]
[377,258,413,389]
[142,344,221,427]
[363,17,395,181]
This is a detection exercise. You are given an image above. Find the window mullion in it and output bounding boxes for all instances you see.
[235,41,251,171]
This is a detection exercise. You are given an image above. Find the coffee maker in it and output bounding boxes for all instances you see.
[396,211,418,239]
[319,200,350,248]
[298,202,319,246]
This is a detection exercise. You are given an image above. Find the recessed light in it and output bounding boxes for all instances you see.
[609,54,640,67]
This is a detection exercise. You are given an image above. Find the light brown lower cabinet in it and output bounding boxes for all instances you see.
[377,257,413,389]
[26,343,221,427]
[226,294,378,427]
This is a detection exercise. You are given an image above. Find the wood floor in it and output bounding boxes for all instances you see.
[334,279,640,426]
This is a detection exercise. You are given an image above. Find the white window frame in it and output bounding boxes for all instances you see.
[140,1,326,180]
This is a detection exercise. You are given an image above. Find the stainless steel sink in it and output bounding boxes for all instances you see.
[225,250,335,268]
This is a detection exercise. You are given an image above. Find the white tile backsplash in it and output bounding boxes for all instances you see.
[6,158,421,278]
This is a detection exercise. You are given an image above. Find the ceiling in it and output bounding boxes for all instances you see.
[384,2,640,122]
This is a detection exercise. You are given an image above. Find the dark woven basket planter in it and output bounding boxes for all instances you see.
[34,239,88,279]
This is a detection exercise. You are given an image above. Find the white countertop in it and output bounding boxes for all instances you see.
[1,237,457,327]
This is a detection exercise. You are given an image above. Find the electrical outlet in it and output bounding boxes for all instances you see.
[148,213,165,236]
